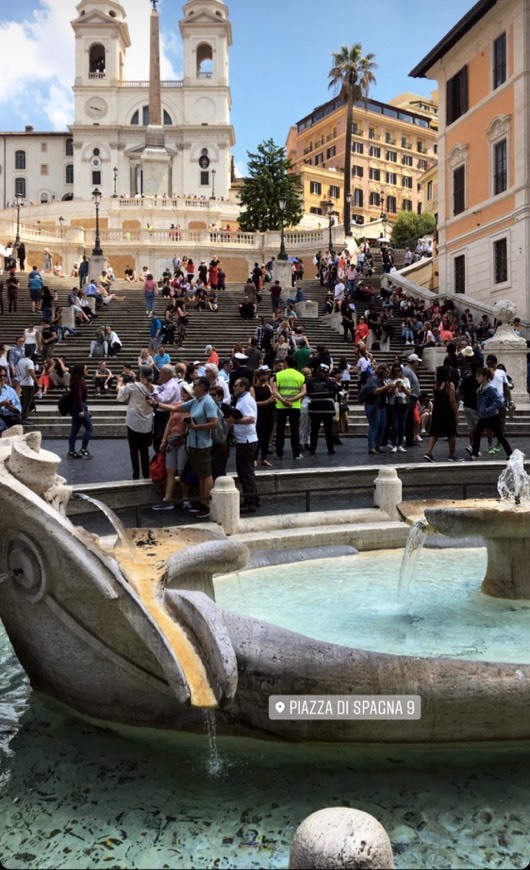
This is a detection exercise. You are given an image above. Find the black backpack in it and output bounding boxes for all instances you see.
[58,391,74,416]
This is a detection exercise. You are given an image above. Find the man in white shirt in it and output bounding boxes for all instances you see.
[204,363,230,403]
[104,326,122,356]
[16,347,38,420]
[333,279,345,312]
[151,364,181,453]
[231,377,259,513]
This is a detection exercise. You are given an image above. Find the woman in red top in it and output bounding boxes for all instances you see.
[186,259,195,284]
[209,262,219,289]
[354,315,369,345]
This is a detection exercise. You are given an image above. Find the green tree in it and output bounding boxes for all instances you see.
[237,139,303,232]
[328,44,377,237]
[390,212,436,248]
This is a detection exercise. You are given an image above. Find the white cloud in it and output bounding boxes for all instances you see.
[0,0,180,131]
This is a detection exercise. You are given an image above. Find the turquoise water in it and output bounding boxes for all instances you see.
[215,549,530,663]
[1,549,530,869]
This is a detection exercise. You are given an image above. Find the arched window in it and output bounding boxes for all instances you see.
[131,106,173,126]
[66,164,74,184]
[89,43,106,76]
[15,150,26,170]
[65,138,74,156]
[40,193,49,203]
[15,178,26,198]
[196,43,213,78]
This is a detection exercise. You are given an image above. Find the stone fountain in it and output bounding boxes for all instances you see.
[410,450,530,599]
[1,429,530,744]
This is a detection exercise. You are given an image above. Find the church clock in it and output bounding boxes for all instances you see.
[85,97,108,120]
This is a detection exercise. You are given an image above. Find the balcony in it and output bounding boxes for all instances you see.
[351,128,364,137]
[368,132,381,141]
[122,80,184,88]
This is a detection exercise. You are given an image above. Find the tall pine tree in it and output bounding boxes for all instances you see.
[238,139,303,232]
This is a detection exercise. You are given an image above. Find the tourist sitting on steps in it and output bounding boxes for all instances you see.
[104,326,122,357]
[89,326,108,358]
[93,360,115,395]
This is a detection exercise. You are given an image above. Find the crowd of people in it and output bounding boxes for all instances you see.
[0,238,524,510]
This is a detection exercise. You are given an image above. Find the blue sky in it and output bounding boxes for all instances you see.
[0,0,471,174]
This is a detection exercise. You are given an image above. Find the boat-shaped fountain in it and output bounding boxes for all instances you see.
[1,429,529,744]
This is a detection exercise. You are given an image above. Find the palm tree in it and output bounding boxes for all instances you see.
[328,44,377,237]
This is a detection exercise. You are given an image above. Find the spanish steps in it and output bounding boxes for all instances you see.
[1,259,526,439]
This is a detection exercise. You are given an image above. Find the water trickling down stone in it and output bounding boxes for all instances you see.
[397,520,429,597]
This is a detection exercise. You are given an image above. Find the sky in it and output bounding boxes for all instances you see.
[0,0,472,175]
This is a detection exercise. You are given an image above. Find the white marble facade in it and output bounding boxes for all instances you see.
[0,0,235,207]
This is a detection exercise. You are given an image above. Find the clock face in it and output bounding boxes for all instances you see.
[199,155,210,169]
[90,155,103,169]
[85,97,108,120]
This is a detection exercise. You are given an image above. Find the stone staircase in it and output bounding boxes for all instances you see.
[1,265,527,438]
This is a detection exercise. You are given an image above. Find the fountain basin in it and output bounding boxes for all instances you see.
[1,431,530,745]
[399,499,530,600]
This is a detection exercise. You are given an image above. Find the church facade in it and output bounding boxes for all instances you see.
[0,0,235,208]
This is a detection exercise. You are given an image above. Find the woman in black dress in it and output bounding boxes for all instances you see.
[251,366,275,466]
[423,365,460,462]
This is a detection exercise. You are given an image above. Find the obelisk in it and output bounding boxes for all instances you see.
[141,0,171,195]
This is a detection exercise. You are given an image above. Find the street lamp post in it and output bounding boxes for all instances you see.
[112,166,118,198]
[210,168,216,200]
[92,187,104,256]
[278,196,288,260]
[326,199,335,258]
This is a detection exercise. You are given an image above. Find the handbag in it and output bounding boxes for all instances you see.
[149,451,166,483]
[167,432,186,447]
[339,401,349,413]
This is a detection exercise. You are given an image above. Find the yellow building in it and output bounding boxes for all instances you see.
[411,0,525,312]
[286,92,438,231]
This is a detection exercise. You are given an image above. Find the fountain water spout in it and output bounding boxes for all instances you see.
[497,449,530,506]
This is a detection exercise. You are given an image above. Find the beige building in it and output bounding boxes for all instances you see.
[410,0,530,314]
[286,92,438,231]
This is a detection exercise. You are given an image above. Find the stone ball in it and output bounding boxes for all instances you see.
[288,807,395,869]
[492,299,517,324]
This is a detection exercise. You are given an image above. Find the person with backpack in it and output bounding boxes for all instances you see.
[231,377,259,513]
[28,265,43,314]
